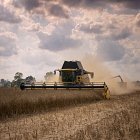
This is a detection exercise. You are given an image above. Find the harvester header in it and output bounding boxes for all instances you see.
[20,61,110,99]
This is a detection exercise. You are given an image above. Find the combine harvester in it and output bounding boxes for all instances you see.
[112,75,127,88]
[20,61,110,99]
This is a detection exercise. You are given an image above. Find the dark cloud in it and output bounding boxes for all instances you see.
[110,28,131,41]
[13,0,69,18]
[62,0,108,9]
[96,40,125,61]
[62,0,82,7]
[13,0,40,11]
[136,20,140,27]
[96,27,131,41]
[0,34,17,57]
[80,24,104,34]
[12,0,140,20]
[37,21,81,51]
[117,0,140,9]
[62,0,106,8]
[82,0,107,8]
[48,4,69,18]
[62,0,140,9]
[38,32,81,51]
[0,5,21,23]
[12,0,140,17]
[136,14,140,27]
[107,24,117,30]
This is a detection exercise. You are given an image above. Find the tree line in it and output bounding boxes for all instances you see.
[0,72,54,88]
[0,72,36,88]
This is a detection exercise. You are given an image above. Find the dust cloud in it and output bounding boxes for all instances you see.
[44,74,59,83]
[82,54,137,95]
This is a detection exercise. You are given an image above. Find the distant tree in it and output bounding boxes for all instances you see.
[14,72,23,81]
[25,76,36,84]
[5,80,11,87]
[1,79,5,86]
[12,72,24,87]
[0,79,11,87]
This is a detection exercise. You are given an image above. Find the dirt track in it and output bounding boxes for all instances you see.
[0,92,140,140]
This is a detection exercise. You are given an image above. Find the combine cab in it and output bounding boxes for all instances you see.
[54,61,94,84]
[20,61,110,99]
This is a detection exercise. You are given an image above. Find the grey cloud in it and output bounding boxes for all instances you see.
[137,20,140,27]
[136,14,140,27]
[62,0,105,7]
[0,5,21,23]
[62,0,140,9]
[12,0,140,15]
[37,21,81,51]
[82,0,107,8]
[110,28,131,41]
[107,24,117,30]
[80,24,104,34]
[12,0,140,20]
[96,27,131,41]
[22,50,61,67]
[122,50,140,65]
[32,14,48,26]
[0,35,17,57]
[118,0,140,9]
[13,0,69,18]
[62,0,82,7]
[48,4,69,18]
[96,40,125,61]
[13,0,40,11]
[38,32,81,51]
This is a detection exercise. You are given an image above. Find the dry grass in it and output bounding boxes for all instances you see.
[0,88,104,120]
[0,92,139,140]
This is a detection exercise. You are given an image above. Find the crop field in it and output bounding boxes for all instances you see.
[0,88,104,120]
[0,88,140,140]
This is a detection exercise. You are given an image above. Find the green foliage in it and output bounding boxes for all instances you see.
[0,79,11,87]
[12,72,24,87]
[12,72,36,87]
[25,76,36,84]
[14,72,23,81]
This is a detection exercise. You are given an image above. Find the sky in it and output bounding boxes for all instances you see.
[0,0,140,81]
